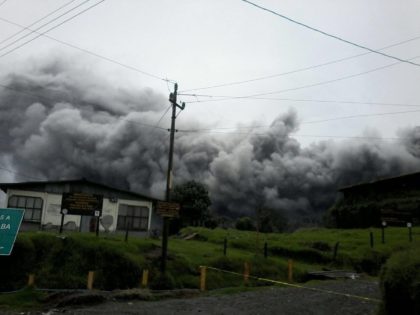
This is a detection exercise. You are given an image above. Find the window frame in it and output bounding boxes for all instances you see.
[8,195,43,223]
[117,204,149,231]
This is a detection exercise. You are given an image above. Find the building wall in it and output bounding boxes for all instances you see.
[5,188,154,234]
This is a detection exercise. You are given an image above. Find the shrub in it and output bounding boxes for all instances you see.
[0,237,36,291]
[149,272,177,290]
[380,247,420,315]
[235,217,256,231]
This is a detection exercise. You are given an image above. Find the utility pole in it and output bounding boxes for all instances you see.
[161,83,185,273]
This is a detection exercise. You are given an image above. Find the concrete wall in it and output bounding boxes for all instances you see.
[5,189,154,234]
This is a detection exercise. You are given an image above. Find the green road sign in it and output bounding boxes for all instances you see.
[0,208,25,256]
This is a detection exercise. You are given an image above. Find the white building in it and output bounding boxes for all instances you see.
[0,178,162,236]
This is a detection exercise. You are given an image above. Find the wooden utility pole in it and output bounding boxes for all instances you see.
[161,83,185,273]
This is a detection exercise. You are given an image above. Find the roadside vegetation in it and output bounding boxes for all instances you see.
[0,226,418,312]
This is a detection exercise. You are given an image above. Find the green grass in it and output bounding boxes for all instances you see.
[2,226,419,310]
[0,288,47,311]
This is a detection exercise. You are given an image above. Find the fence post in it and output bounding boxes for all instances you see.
[369,231,374,249]
[408,222,413,242]
[287,259,293,283]
[27,274,35,287]
[264,242,268,258]
[244,262,250,285]
[87,271,95,290]
[223,238,227,256]
[141,269,149,288]
[199,266,206,291]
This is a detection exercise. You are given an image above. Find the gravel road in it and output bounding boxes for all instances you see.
[48,279,381,315]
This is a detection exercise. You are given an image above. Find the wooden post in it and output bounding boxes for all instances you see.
[87,271,95,290]
[199,266,206,291]
[287,259,293,283]
[27,274,35,287]
[141,269,149,288]
[223,237,227,256]
[244,262,250,285]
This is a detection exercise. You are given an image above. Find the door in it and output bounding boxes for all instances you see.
[80,216,96,232]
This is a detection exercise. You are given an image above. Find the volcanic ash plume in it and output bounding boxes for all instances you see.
[1,57,420,225]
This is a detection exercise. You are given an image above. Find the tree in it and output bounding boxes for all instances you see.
[170,181,212,233]
[256,208,288,233]
[235,217,256,231]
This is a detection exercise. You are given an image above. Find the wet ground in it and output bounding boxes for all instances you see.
[44,279,380,315]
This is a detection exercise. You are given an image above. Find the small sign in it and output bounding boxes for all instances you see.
[382,221,387,227]
[407,222,412,228]
[0,208,25,256]
[62,208,68,215]
[156,201,180,218]
[61,193,103,216]
[94,210,100,217]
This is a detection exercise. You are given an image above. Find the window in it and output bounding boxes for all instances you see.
[117,204,149,231]
[8,195,43,222]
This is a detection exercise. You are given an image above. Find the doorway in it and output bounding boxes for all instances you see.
[80,216,97,232]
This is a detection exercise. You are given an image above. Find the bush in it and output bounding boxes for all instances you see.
[2,233,146,291]
[380,247,420,315]
[0,237,36,291]
[235,217,256,231]
[149,272,177,290]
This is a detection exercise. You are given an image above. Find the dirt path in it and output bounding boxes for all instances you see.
[48,280,380,315]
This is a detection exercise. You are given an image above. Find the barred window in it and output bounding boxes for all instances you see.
[117,204,149,231]
[8,195,43,222]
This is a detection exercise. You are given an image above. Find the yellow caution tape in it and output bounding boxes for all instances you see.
[203,266,381,303]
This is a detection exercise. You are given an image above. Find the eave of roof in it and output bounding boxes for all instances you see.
[339,170,420,192]
[0,178,159,202]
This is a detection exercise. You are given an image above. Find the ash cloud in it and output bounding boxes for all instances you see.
[1,57,420,225]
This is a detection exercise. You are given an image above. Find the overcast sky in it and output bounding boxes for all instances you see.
[1,0,420,145]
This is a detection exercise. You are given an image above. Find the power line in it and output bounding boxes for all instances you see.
[180,53,420,104]
[0,13,175,83]
[153,104,172,130]
[177,129,406,141]
[0,0,105,59]
[240,0,420,67]
[0,0,8,8]
[181,94,420,108]
[177,108,420,132]
[0,164,45,181]
[181,34,420,93]
[0,0,78,47]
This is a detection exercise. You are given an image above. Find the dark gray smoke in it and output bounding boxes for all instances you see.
[1,57,420,225]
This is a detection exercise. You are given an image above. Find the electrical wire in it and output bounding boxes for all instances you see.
[0,0,105,59]
[153,104,172,130]
[176,129,406,141]
[181,53,420,104]
[240,0,420,67]
[0,0,78,47]
[0,164,45,181]
[0,14,175,83]
[177,108,420,132]
[0,0,8,8]
[181,94,420,108]
[181,34,420,93]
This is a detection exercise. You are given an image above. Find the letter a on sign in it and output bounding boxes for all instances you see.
[0,208,25,256]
